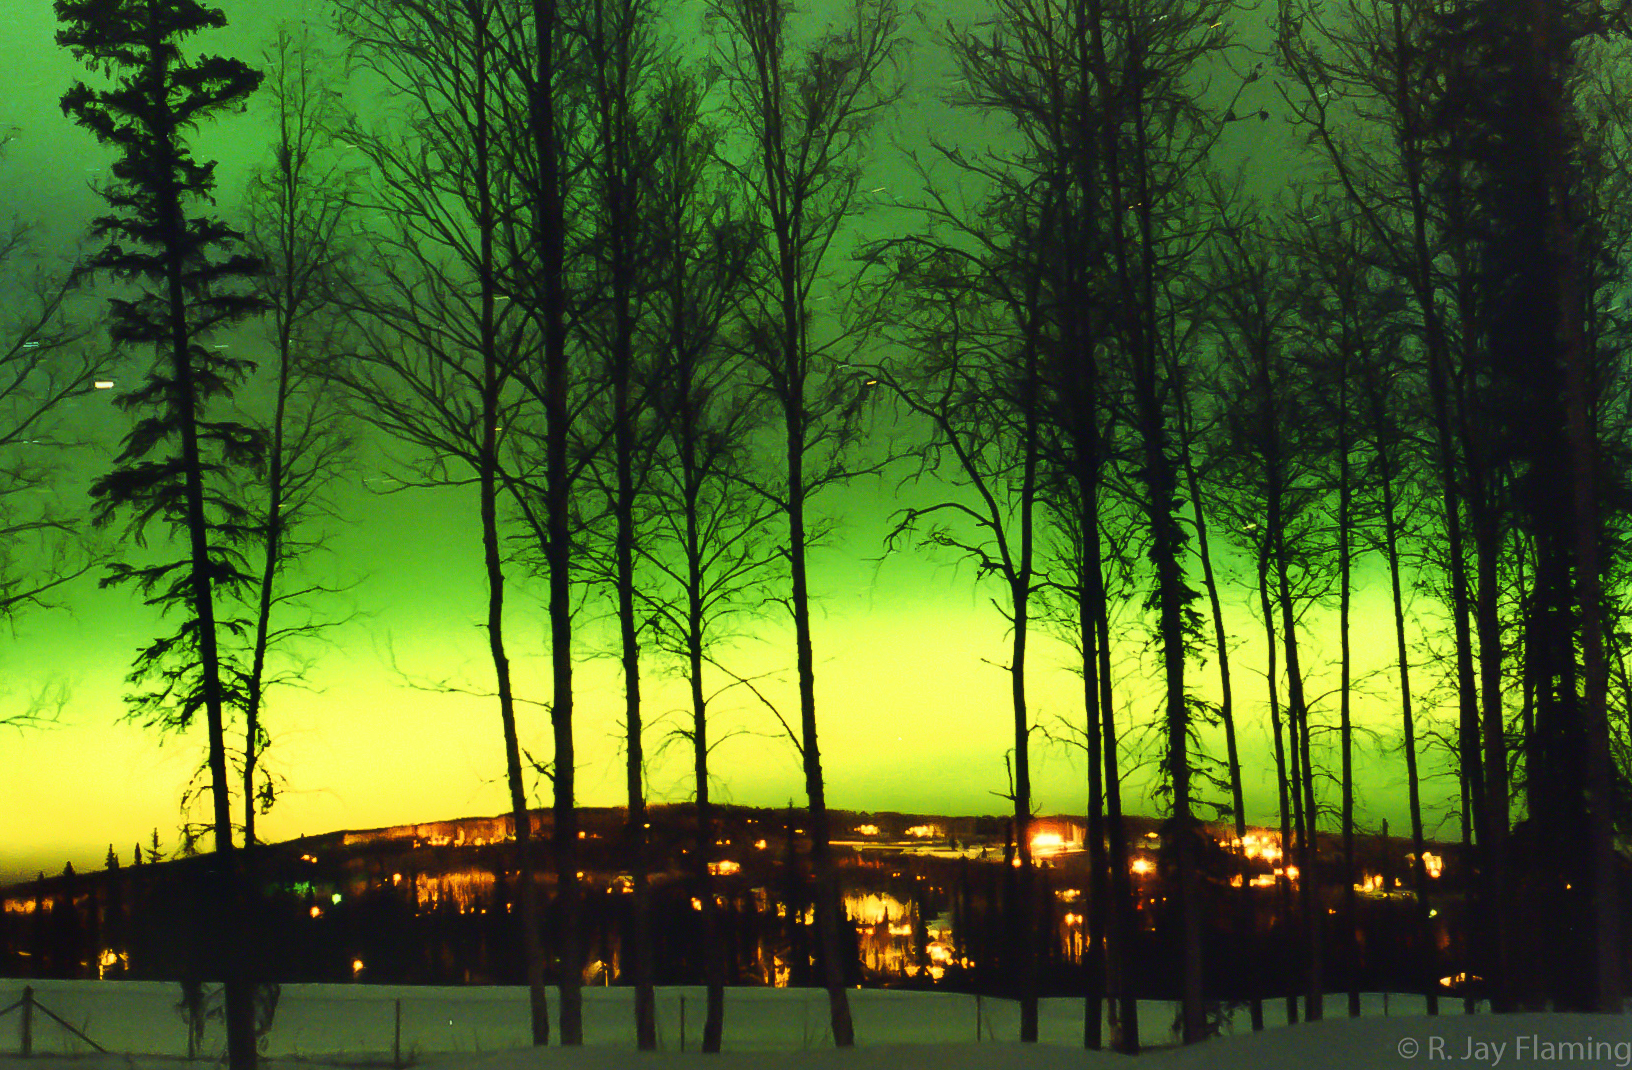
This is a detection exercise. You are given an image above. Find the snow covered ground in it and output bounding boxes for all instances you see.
[0,981,1625,1070]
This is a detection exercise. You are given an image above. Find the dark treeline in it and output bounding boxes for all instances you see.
[9,0,1630,1065]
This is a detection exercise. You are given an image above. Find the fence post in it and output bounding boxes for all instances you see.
[393,998,402,1068]
[679,996,686,1052]
[974,994,981,1044]
[20,986,31,1057]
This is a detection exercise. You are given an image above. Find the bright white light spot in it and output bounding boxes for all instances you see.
[94,381,114,390]
[1031,832,1064,853]
[331,892,341,904]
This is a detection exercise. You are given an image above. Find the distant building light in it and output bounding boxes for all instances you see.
[94,381,114,390]
[352,958,364,975]
[855,824,880,836]
[1031,832,1064,854]
[331,892,342,904]
[753,839,767,850]
[309,906,322,918]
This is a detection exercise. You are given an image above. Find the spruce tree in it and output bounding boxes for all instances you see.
[57,2,265,1066]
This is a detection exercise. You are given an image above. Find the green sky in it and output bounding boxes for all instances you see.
[0,0,1460,884]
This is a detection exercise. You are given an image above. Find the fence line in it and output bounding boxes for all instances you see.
[0,981,1447,1061]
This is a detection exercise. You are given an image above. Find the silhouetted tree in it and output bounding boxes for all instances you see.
[57,1,266,1065]
[635,66,767,1053]
[574,0,663,1044]
[1082,0,1236,1041]
[327,0,550,1043]
[702,0,910,1046]
[238,26,355,847]
[864,219,1049,1040]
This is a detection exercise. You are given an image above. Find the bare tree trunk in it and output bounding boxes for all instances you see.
[1274,537,1322,1023]
[1378,443,1438,1015]
[156,92,257,1061]
[1012,295,1042,1044]
[592,0,657,1039]
[464,8,552,1044]
[529,0,581,1043]
[1336,367,1359,1019]
[787,415,855,1046]
[1259,551,1298,1026]
[1179,388,1260,1031]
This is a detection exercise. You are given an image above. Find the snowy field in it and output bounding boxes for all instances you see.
[0,981,1625,1070]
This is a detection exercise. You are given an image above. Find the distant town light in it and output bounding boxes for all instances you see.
[331,892,342,904]
[392,873,402,886]
[855,824,880,836]
[94,381,114,390]
[352,958,364,975]
[1030,832,1064,854]
[1130,857,1153,876]
[309,906,322,918]
[753,839,767,850]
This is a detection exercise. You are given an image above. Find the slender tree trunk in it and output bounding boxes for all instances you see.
[597,0,656,1037]
[159,84,256,1062]
[1095,577,1139,1053]
[1259,551,1298,1026]
[1013,322,1041,1044]
[529,0,581,1043]
[244,277,292,851]
[1066,1,1111,1044]
[1180,400,1260,1031]
[1274,534,1322,1022]
[1121,41,1202,1046]
[1376,437,1438,1016]
[1336,368,1359,1019]
[471,13,551,1043]
[1080,562,1107,1049]
[1471,508,1511,1012]
[1389,14,1486,971]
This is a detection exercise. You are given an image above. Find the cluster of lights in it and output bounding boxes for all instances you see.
[1030,832,1065,856]
[1240,834,1282,863]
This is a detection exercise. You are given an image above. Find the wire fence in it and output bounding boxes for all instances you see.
[0,980,1444,1062]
